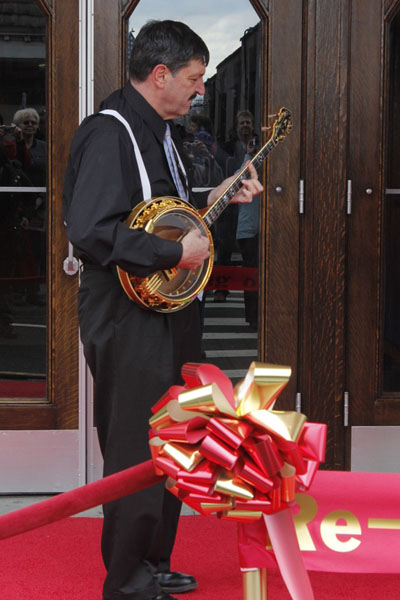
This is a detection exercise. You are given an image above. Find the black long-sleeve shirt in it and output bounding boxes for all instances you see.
[62,82,190,278]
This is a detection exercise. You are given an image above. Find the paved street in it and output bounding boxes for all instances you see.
[202,289,258,384]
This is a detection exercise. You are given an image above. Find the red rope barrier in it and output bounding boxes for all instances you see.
[0,460,163,541]
[204,265,258,291]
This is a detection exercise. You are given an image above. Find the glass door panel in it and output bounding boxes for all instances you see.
[0,0,47,401]
[0,0,84,492]
[127,0,265,385]
[383,8,400,393]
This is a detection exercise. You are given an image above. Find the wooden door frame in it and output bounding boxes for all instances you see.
[374,0,400,424]
[347,0,400,428]
[266,0,400,469]
[300,0,349,469]
[265,0,349,469]
[262,0,303,409]
[0,0,80,429]
[1,0,123,431]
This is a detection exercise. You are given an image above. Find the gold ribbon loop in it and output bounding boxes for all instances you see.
[149,362,327,522]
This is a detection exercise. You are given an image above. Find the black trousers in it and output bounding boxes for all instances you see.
[78,267,202,600]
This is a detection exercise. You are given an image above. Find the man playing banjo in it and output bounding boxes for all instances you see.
[63,19,262,600]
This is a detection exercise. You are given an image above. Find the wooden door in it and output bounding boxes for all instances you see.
[346,0,400,466]
[263,0,349,471]
[0,0,121,491]
[265,0,400,470]
[86,0,270,483]
[262,0,303,407]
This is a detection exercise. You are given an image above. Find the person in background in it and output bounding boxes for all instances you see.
[217,110,256,177]
[179,115,224,337]
[182,133,224,188]
[236,134,261,329]
[213,110,257,302]
[190,113,213,135]
[63,19,262,600]
[12,108,46,187]
[0,113,17,160]
[181,114,224,188]
[11,107,46,305]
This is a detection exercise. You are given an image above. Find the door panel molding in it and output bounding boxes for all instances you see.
[300,0,349,468]
[264,0,303,409]
[50,0,80,428]
[1,0,119,490]
[347,0,383,429]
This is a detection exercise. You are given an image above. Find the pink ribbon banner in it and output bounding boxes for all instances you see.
[238,469,400,573]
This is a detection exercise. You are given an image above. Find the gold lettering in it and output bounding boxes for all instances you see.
[368,518,400,530]
[320,510,361,552]
[292,493,318,551]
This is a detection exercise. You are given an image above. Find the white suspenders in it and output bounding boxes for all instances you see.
[99,109,203,301]
[100,109,189,202]
[99,109,152,203]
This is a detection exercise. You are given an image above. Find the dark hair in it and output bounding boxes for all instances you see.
[191,114,213,134]
[129,20,209,82]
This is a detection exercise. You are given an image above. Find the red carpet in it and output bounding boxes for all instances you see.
[0,515,397,599]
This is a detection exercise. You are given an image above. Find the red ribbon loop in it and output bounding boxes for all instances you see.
[149,362,327,520]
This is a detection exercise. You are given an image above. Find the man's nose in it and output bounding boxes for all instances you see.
[196,79,205,96]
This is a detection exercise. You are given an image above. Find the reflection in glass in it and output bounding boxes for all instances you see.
[128,1,263,384]
[383,9,400,392]
[0,1,47,398]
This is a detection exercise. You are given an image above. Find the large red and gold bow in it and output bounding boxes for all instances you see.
[149,362,326,521]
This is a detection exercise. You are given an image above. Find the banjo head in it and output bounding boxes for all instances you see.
[117,197,214,312]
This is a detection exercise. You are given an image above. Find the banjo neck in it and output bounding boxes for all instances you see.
[201,138,275,229]
[117,108,292,312]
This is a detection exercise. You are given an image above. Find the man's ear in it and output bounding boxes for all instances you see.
[153,64,169,88]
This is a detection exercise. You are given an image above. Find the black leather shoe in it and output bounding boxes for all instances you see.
[155,571,198,593]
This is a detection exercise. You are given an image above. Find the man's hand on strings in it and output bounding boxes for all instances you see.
[177,228,210,270]
[207,161,263,206]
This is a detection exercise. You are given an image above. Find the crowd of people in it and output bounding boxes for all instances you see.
[0,107,46,339]
[178,108,261,326]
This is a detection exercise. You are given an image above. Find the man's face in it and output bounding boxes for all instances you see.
[162,59,206,119]
[237,115,253,139]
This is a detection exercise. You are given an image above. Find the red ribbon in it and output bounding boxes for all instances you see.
[149,362,326,521]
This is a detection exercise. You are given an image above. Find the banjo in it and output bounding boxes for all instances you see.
[117,107,292,313]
